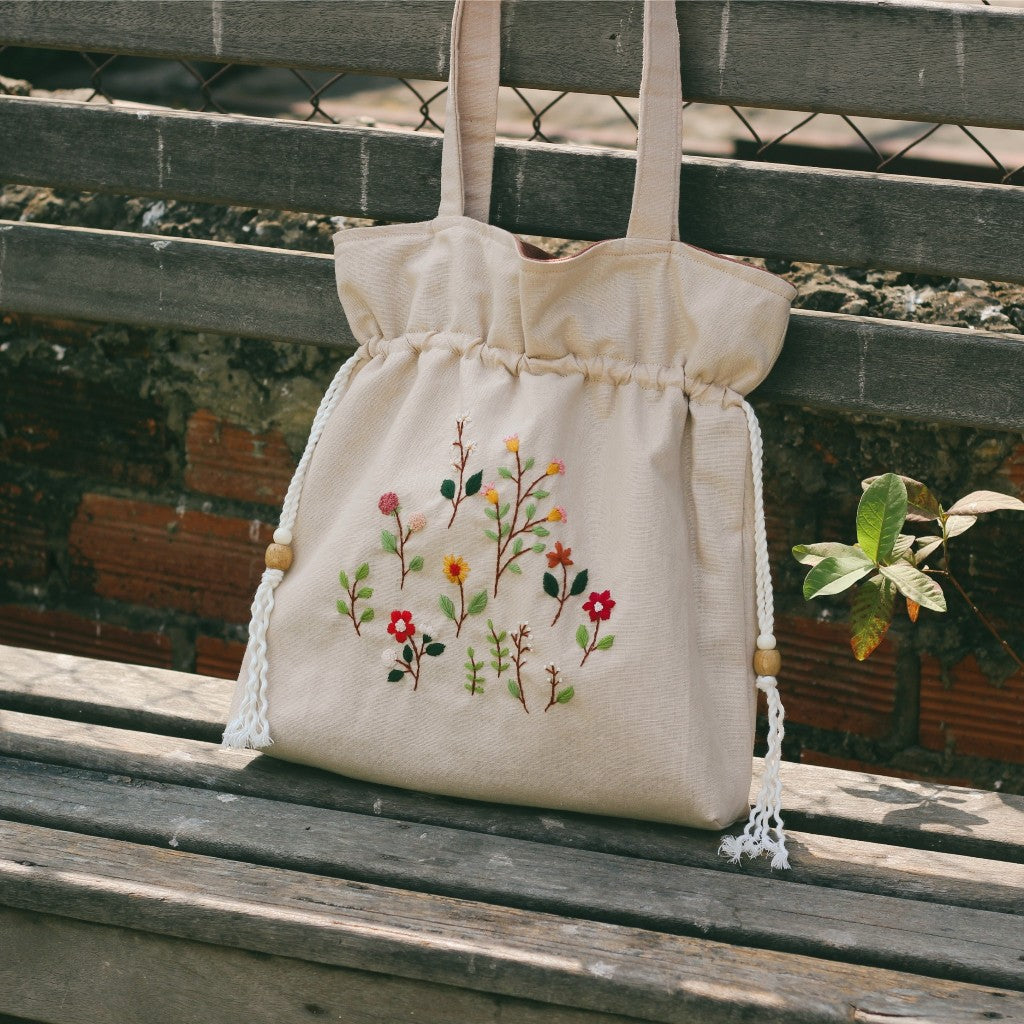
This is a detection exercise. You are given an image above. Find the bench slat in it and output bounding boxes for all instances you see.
[1,819,1022,1023]
[2,645,1021,861]
[2,707,1022,915]
[0,1,1021,128]
[2,755,1022,989]
[3,97,1024,284]
[1,224,1022,431]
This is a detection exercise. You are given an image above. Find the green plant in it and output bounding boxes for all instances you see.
[793,472,1024,663]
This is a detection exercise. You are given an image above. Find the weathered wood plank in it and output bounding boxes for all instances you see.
[1,820,1021,1023]
[2,644,1022,861]
[3,97,1024,284]
[0,1,1021,128]
[1,223,1022,431]
[2,708,1023,914]
[0,907,636,1024]
[2,756,1022,989]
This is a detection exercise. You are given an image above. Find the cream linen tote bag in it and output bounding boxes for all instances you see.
[222,0,798,868]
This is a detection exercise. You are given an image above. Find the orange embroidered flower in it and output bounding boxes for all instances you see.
[583,590,615,623]
[484,483,499,505]
[546,459,565,476]
[504,434,519,453]
[546,542,573,568]
[443,554,470,585]
[387,610,415,643]
[547,506,567,523]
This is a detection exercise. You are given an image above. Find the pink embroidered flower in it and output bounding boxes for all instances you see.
[583,590,615,623]
[408,512,427,533]
[387,610,415,643]
[547,506,567,523]
[546,459,566,476]
[378,492,400,515]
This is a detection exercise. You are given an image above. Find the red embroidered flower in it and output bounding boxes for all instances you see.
[583,590,615,622]
[387,610,415,643]
[378,492,400,515]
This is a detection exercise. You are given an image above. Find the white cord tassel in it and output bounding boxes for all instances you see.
[221,346,366,750]
[718,400,790,870]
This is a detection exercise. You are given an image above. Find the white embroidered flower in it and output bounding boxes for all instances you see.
[380,649,395,665]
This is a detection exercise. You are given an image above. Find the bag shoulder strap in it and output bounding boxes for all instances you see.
[437,0,684,243]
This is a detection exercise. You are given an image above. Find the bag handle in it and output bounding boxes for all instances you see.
[437,0,684,242]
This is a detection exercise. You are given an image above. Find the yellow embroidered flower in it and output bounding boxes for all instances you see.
[443,554,470,585]
[504,434,519,453]
[547,506,567,523]
[484,483,500,505]
[546,459,565,476]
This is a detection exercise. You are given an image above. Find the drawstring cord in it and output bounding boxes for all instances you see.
[221,346,365,750]
[718,400,790,870]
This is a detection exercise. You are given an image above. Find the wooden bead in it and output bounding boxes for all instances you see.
[265,543,293,571]
[754,648,781,676]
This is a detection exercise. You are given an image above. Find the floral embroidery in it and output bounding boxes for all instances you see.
[577,589,616,666]
[542,543,589,627]
[379,492,425,588]
[385,610,445,689]
[507,622,532,712]
[440,415,483,529]
[439,554,488,637]
[484,437,565,597]
[337,562,374,635]
[487,619,509,683]
[464,646,485,695]
[544,664,574,711]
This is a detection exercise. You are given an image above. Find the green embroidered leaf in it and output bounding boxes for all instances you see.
[484,529,499,541]
[543,572,560,598]
[425,642,445,657]
[556,686,575,704]
[857,473,908,564]
[533,489,550,500]
[569,569,589,597]
[408,555,424,572]
[508,562,522,574]
[500,522,511,537]
[439,594,456,620]
[525,503,537,520]
[499,647,509,657]
[484,506,498,521]
[532,543,545,554]
[422,634,432,644]
[403,644,414,663]
[467,646,475,659]
[499,503,511,518]
[381,530,397,554]
[387,669,405,682]
[532,526,550,537]
[357,587,373,600]
[355,562,370,582]
[464,470,483,496]
[576,625,589,649]
[596,635,615,651]
[491,661,501,671]
[513,537,524,555]
[336,599,350,616]
[498,466,513,479]
[523,457,535,471]
[338,570,350,590]
[359,608,375,623]
[467,590,488,615]
[440,478,457,500]
[850,574,895,661]
[465,680,474,689]
[508,680,521,699]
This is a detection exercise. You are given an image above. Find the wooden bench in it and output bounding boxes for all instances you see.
[2,2,1024,1020]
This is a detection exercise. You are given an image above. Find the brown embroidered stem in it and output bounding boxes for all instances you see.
[493,499,504,598]
[393,508,409,588]
[551,562,569,627]
[544,665,560,712]
[408,638,423,690]
[510,623,531,713]
[447,418,470,529]
[455,580,467,637]
[347,578,362,636]
[580,619,602,667]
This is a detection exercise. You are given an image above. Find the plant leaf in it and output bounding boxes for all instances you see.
[863,474,943,522]
[857,473,908,563]
[525,503,537,520]
[408,555,424,572]
[596,635,615,651]
[906,598,920,623]
[944,514,977,538]
[533,489,550,500]
[439,594,456,620]
[556,686,575,704]
[802,556,874,599]
[532,542,546,554]
[914,536,944,564]
[339,570,350,590]
[422,634,432,644]
[499,503,511,518]
[464,471,483,496]
[387,669,405,683]
[498,466,513,479]
[946,490,1024,516]
[355,562,370,582]
[532,526,550,537]
[513,538,524,555]
[381,529,397,554]
[569,569,589,597]
[508,562,522,574]
[357,587,373,600]
[425,642,445,656]
[484,529,499,541]
[792,542,864,567]
[850,575,895,660]
[543,572,560,598]
[523,457,535,471]
[576,625,589,649]
[467,590,488,615]
[403,644,414,662]
[890,534,915,560]
[360,607,375,623]
[440,478,456,500]
[508,679,520,699]
[336,599,349,616]
[501,523,512,537]
[878,562,947,612]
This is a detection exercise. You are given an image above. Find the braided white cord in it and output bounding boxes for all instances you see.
[221,346,366,750]
[718,400,790,870]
